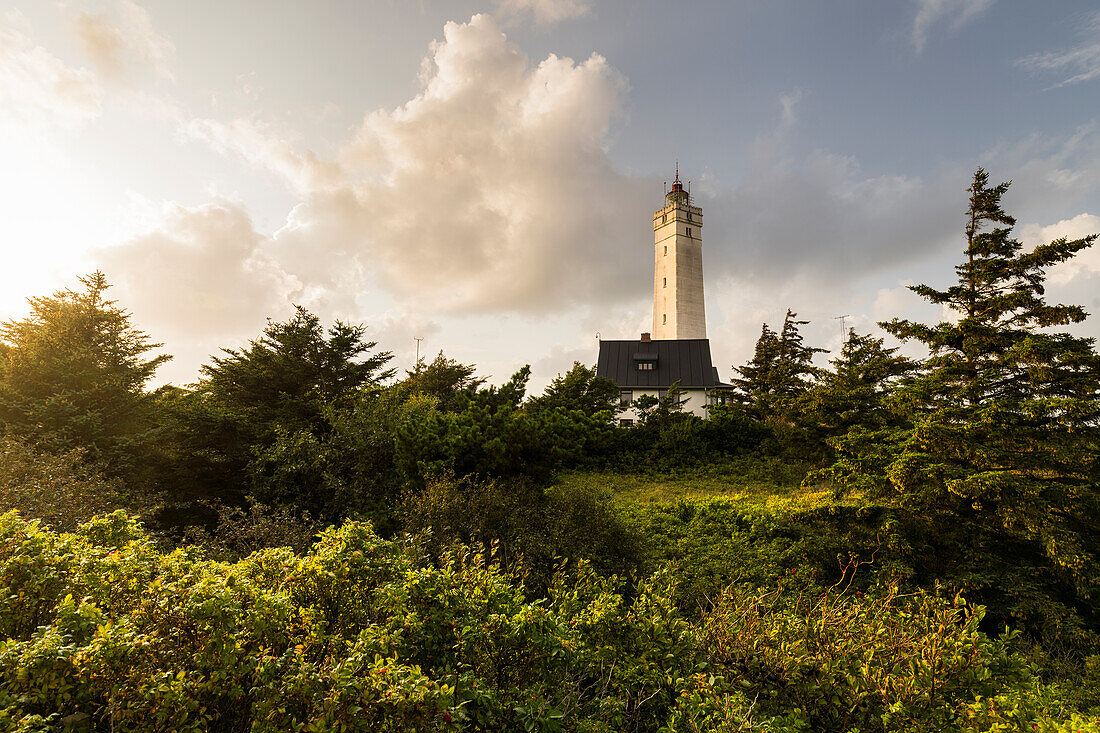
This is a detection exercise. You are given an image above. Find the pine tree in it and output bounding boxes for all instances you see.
[0,272,169,480]
[881,169,1100,613]
[773,309,826,403]
[730,322,780,418]
[806,329,914,437]
[526,362,620,420]
[732,310,824,421]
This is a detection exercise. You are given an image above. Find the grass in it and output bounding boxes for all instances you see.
[552,455,856,510]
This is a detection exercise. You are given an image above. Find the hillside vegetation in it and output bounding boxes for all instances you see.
[0,170,1098,731]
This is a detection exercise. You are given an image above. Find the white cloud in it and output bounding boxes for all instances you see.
[1019,212,1100,285]
[67,0,175,84]
[0,10,101,131]
[911,0,998,53]
[494,0,590,26]
[1017,11,1100,89]
[181,116,343,195]
[94,200,301,343]
[268,13,646,314]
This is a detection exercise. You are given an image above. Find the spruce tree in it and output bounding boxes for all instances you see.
[0,272,169,481]
[806,329,914,437]
[732,310,823,421]
[880,169,1100,617]
[773,309,826,404]
[730,322,780,418]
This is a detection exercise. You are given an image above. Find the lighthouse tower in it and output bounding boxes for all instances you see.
[652,168,706,339]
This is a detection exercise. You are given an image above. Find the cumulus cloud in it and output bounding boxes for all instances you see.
[494,0,590,25]
[1018,10,1100,88]
[911,0,998,53]
[163,12,1100,354]
[67,0,174,83]
[182,116,343,195]
[0,10,101,131]
[95,201,301,342]
[1019,212,1100,285]
[261,13,647,314]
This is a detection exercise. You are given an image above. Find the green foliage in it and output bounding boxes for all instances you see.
[0,272,169,483]
[181,501,323,562]
[802,329,914,439]
[0,513,735,732]
[823,169,1100,644]
[702,580,1067,733]
[732,310,825,422]
[622,496,907,613]
[400,473,643,591]
[397,351,484,413]
[0,437,127,531]
[0,513,1092,732]
[527,361,620,422]
[395,366,615,482]
[159,306,394,510]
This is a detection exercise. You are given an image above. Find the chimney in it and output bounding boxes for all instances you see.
[640,332,651,342]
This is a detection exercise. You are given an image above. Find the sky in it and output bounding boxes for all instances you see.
[2,0,1100,391]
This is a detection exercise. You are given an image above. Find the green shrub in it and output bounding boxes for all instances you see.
[0,512,1093,732]
[702,580,1083,732]
[0,437,128,531]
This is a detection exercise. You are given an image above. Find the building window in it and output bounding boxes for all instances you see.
[662,214,667,223]
[619,389,633,406]
[663,313,667,324]
[663,245,667,256]
[619,418,634,427]
[663,277,666,288]
[686,227,692,237]
[636,362,654,371]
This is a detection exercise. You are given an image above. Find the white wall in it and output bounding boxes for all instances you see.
[617,387,713,423]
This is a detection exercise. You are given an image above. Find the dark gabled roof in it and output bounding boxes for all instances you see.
[597,338,729,389]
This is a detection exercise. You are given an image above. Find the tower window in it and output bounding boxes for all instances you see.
[663,314,667,324]
[687,227,692,237]
[663,277,666,288]
[662,214,667,223]
[663,246,667,256]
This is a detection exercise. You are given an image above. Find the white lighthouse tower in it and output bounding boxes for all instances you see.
[652,168,706,339]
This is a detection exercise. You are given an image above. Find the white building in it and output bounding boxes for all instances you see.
[597,170,731,425]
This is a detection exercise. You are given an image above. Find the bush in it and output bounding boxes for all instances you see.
[623,497,909,612]
[181,501,324,562]
[400,473,643,592]
[702,579,1082,732]
[0,513,1093,732]
[0,513,747,732]
[0,437,129,531]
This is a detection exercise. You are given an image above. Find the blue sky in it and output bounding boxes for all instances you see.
[2,0,1099,389]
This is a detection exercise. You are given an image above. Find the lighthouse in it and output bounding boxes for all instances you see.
[596,168,730,424]
[652,168,706,339]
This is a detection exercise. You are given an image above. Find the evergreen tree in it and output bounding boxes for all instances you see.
[732,310,824,421]
[527,362,620,421]
[397,351,484,413]
[0,272,169,481]
[730,323,780,417]
[860,169,1100,635]
[162,307,393,508]
[805,329,914,437]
